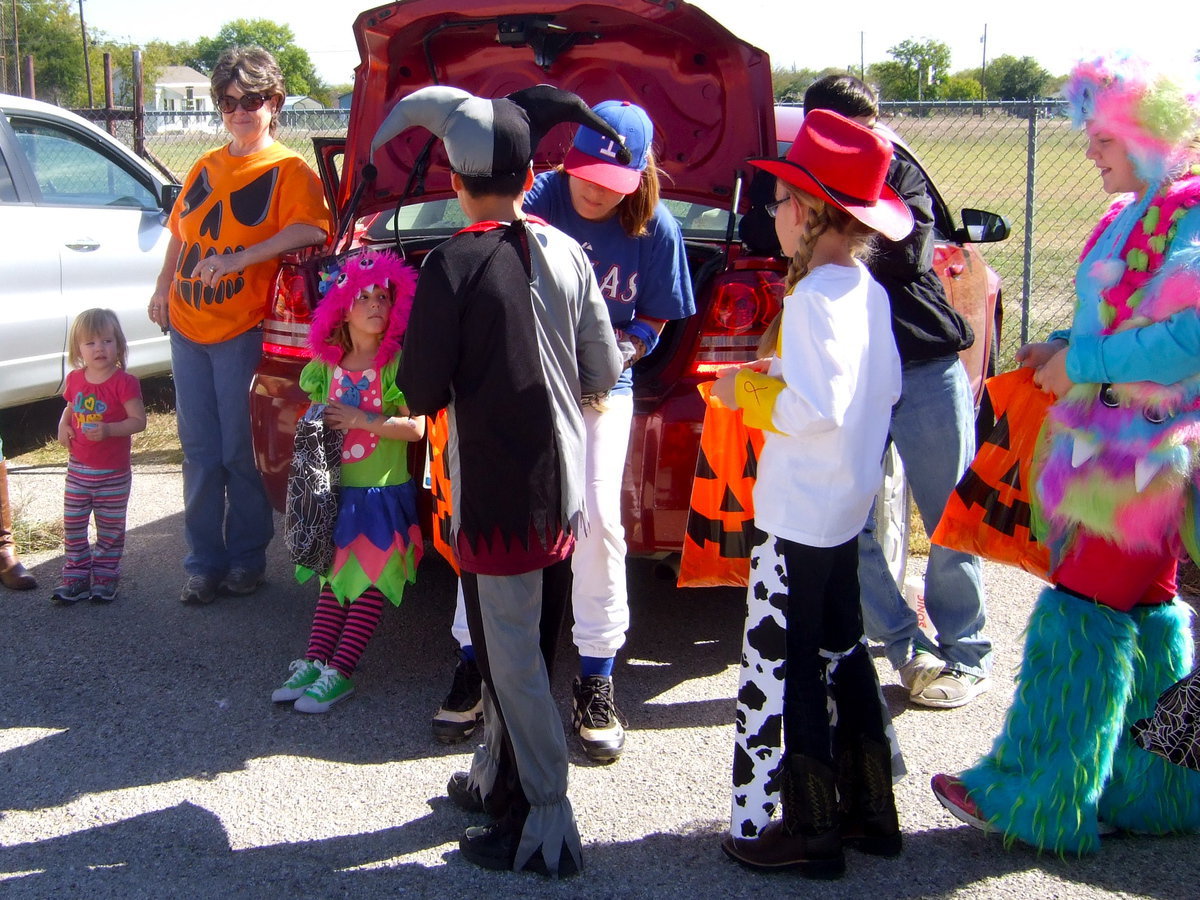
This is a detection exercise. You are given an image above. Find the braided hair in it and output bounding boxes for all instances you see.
[757,189,876,357]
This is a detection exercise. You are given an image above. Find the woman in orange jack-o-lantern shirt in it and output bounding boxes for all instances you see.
[147,46,330,606]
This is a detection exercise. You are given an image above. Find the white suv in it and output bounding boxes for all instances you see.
[0,93,180,408]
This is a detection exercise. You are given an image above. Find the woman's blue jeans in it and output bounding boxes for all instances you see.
[171,327,273,579]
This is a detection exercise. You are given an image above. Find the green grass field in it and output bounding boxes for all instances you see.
[144,109,1111,371]
[888,114,1111,364]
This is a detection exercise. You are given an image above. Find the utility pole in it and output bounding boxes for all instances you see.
[980,23,988,100]
[0,0,6,94]
[860,31,865,80]
[11,0,20,96]
[79,0,93,106]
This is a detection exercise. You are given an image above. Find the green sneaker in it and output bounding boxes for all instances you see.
[271,658,323,703]
[294,664,355,713]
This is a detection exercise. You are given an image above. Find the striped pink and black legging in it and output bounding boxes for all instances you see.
[306,586,387,677]
[62,462,132,583]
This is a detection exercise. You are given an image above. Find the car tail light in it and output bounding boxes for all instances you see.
[262,264,315,360]
[688,263,786,376]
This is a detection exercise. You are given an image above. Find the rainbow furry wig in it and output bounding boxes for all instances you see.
[307,248,418,367]
[1065,54,1200,185]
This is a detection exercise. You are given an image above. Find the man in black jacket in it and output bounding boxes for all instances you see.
[803,76,992,709]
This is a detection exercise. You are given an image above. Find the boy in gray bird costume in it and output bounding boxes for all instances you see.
[386,84,623,877]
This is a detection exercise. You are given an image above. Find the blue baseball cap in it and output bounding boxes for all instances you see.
[564,100,651,195]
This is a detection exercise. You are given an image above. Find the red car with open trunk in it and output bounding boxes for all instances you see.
[249,0,1009,568]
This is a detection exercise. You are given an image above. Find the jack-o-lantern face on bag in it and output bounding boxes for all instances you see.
[175,164,281,309]
[930,368,1052,581]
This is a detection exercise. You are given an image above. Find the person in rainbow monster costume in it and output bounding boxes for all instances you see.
[270,248,425,714]
[932,53,1200,855]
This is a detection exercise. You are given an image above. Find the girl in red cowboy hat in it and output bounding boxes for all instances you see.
[712,108,913,878]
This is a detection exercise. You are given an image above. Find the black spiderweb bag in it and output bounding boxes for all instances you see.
[284,404,343,575]
[1131,667,1200,772]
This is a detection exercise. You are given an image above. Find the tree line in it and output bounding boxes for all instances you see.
[1,3,339,107]
[5,6,1191,111]
[773,39,1064,104]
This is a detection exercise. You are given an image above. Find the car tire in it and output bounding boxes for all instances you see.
[875,443,910,588]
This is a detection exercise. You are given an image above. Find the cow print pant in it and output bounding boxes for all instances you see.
[729,530,904,838]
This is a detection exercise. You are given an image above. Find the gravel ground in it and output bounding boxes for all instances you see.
[1,458,1195,899]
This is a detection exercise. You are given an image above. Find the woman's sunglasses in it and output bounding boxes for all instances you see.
[765,197,790,219]
[216,93,272,114]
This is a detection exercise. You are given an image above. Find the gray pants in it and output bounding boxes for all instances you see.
[462,559,582,874]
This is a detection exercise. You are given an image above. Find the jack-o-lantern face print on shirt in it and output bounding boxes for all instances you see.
[176,164,280,309]
[166,142,330,345]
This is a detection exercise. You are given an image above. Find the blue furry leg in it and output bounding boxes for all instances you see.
[1100,598,1200,833]
[959,588,1136,856]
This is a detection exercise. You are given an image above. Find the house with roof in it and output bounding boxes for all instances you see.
[149,65,217,132]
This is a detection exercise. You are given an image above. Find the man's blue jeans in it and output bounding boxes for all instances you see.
[857,355,990,677]
[171,328,273,579]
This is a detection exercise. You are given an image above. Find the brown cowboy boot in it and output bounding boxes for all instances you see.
[721,754,845,879]
[0,460,37,590]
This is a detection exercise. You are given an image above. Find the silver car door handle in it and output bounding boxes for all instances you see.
[65,238,101,252]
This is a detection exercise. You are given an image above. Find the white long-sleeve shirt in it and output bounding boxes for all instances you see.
[736,261,901,547]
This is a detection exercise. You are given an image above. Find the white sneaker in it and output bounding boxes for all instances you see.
[430,651,484,744]
[572,675,626,763]
[898,651,944,698]
[913,671,991,709]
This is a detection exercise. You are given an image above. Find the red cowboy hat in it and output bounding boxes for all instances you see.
[748,109,913,242]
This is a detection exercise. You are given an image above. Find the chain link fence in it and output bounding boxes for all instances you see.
[71,107,138,147]
[139,109,346,177]
[91,103,1105,372]
[875,100,1106,366]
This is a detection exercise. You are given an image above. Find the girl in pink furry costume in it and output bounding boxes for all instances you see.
[271,248,425,713]
[932,53,1200,855]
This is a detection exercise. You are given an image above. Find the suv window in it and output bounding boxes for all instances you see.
[7,116,157,209]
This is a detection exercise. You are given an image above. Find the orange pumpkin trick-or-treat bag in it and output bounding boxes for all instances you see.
[932,367,1053,582]
[678,381,765,588]
[425,408,460,575]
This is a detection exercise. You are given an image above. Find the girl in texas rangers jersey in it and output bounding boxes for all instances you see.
[432,100,695,763]
[53,309,146,605]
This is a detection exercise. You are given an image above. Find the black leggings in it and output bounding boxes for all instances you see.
[780,537,882,764]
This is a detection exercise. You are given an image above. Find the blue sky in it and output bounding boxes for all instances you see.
[85,0,1199,86]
